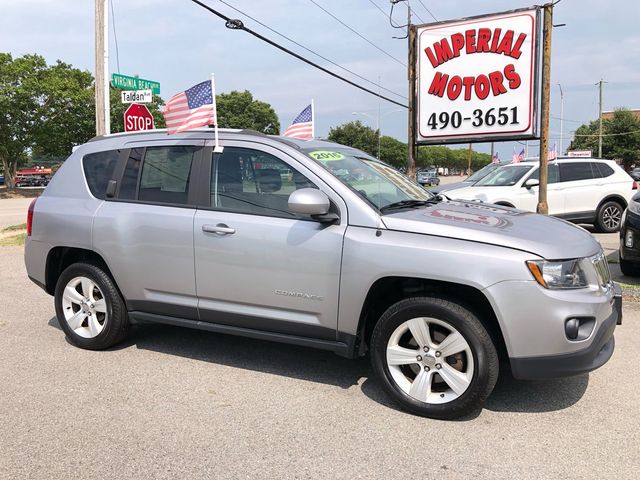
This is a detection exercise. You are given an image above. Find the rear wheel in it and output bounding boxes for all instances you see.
[54,262,129,350]
[596,201,623,233]
[370,297,498,419]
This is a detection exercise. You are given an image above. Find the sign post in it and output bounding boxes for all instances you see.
[537,3,553,215]
[415,7,540,144]
[124,104,154,132]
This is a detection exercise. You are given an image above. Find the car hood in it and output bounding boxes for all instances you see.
[381,200,601,259]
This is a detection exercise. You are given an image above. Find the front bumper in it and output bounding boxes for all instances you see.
[484,279,621,380]
[620,210,640,262]
[510,284,621,379]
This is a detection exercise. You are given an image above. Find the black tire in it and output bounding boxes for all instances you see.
[54,262,130,350]
[620,257,640,277]
[370,297,498,420]
[596,201,624,233]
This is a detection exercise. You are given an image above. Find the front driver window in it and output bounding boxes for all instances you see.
[211,147,318,219]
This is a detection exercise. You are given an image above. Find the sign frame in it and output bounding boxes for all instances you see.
[112,73,160,95]
[414,6,541,145]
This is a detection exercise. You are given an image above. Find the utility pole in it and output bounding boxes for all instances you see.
[94,0,110,136]
[467,143,472,175]
[377,75,381,160]
[557,83,564,155]
[597,79,605,158]
[490,142,495,160]
[407,3,417,178]
[537,3,553,215]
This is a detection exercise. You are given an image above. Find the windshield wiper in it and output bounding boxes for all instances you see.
[380,199,435,212]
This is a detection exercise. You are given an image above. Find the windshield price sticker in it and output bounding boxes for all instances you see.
[416,8,539,143]
[309,151,345,161]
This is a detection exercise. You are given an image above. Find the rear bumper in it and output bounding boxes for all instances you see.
[510,285,621,380]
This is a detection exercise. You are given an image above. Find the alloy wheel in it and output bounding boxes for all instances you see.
[61,276,108,338]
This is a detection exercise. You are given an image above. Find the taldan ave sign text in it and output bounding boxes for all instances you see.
[416,8,539,143]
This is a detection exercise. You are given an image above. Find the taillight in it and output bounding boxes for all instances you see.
[27,198,37,236]
[633,181,638,190]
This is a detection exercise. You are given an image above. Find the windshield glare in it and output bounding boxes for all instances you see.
[467,163,499,182]
[305,149,431,210]
[475,165,533,186]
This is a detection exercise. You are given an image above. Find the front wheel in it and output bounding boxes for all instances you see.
[370,297,498,419]
[596,201,623,233]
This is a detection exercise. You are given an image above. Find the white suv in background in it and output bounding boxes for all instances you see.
[445,158,635,232]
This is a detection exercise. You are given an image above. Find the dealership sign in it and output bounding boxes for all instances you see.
[416,8,540,144]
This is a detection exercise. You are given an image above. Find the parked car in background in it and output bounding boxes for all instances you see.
[446,158,635,232]
[0,175,4,185]
[432,162,506,194]
[630,167,640,181]
[416,170,440,186]
[619,191,640,276]
[24,130,621,419]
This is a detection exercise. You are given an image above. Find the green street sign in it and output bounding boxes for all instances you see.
[111,73,160,95]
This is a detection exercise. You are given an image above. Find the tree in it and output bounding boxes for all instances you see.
[0,53,47,187]
[327,121,378,157]
[568,109,640,170]
[216,90,280,133]
[379,136,406,167]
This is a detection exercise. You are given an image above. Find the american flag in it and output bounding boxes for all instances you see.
[491,152,500,165]
[512,147,525,163]
[548,143,558,160]
[163,80,217,134]
[283,104,313,139]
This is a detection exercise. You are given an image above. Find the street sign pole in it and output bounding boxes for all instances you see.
[537,3,553,215]
[407,5,417,178]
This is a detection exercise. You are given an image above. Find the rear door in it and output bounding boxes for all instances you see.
[193,141,347,340]
[93,141,205,319]
[559,162,598,215]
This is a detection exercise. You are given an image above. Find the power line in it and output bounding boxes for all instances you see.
[110,0,121,73]
[188,0,408,109]
[215,0,406,101]
[408,2,425,24]
[416,0,438,22]
[307,0,406,67]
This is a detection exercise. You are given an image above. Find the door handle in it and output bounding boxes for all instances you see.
[202,223,236,235]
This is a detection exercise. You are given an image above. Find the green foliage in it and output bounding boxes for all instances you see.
[379,136,406,167]
[568,109,640,170]
[216,90,280,134]
[327,121,378,157]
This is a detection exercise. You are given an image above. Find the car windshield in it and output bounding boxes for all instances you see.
[474,165,534,186]
[466,163,499,182]
[304,148,432,211]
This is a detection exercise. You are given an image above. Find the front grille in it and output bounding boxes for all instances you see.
[592,253,612,288]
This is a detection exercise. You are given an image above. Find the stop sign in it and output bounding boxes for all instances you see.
[124,103,154,132]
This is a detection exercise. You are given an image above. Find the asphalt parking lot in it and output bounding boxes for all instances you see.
[1,242,639,479]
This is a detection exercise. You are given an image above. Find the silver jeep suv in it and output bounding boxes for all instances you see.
[24,129,622,419]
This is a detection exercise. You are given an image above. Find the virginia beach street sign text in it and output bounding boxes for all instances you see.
[416,8,540,144]
[121,90,153,104]
[112,73,160,95]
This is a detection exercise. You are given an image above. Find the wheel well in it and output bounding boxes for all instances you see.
[597,195,627,212]
[45,247,114,295]
[356,277,509,363]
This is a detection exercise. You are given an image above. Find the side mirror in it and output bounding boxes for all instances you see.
[524,178,539,189]
[288,188,338,223]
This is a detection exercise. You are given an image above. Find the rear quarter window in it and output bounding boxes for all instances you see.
[82,150,120,199]
[593,162,614,178]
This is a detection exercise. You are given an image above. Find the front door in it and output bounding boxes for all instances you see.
[516,163,564,214]
[193,142,347,340]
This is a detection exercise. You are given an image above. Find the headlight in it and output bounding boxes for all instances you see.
[628,200,640,216]
[526,259,589,289]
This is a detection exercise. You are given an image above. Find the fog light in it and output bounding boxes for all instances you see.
[565,317,596,341]
[625,230,634,248]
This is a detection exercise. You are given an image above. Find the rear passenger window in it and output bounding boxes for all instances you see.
[82,150,119,199]
[118,148,143,200]
[559,162,595,182]
[138,147,195,205]
[593,162,614,178]
[211,147,317,219]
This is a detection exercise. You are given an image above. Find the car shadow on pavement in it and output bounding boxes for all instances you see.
[47,317,589,416]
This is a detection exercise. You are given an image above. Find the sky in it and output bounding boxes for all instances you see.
[1,0,639,160]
